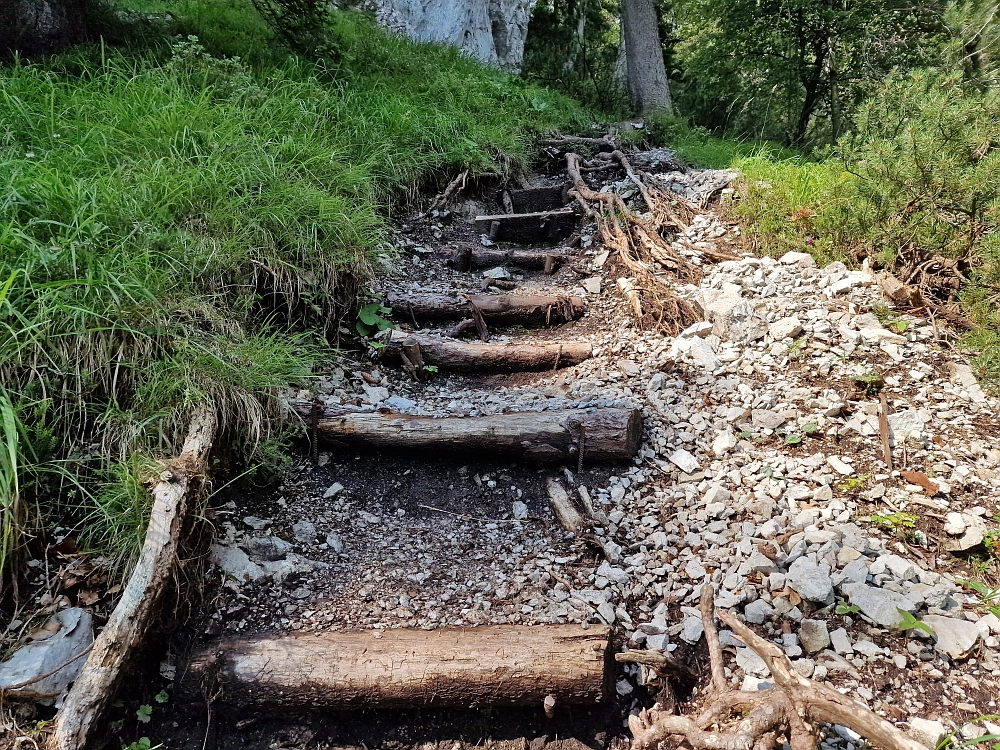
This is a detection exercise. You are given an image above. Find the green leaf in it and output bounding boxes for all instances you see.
[800,423,819,434]
[358,303,391,327]
[835,602,860,615]
[136,704,153,723]
[154,690,169,704]
[896,609,935,635]
[355,320,375,337]
[784,433,802,445]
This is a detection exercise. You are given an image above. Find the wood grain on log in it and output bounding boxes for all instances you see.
[48,407,217,750]
[182,625,609,709]
[474,209,577,244]
[447,248,570,271]
[386,293,586,326]
[382,332,592,373]
[290,403,643,464]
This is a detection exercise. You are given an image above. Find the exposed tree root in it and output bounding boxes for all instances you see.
[563,150,701,334]
[625,586,926,750]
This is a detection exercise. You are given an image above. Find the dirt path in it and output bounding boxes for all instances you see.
[143,149,1000,747]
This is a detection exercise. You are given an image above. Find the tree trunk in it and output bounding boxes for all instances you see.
[180,625,610,709]
[386,293,586,327]
[290,402,644,464]
[382,332,592,373]
[0,0,89,57]
[620,0,672,115]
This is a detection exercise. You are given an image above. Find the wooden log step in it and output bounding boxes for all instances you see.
[382,331,592,373]
[181,625,610,709]
[447,247,569,272]
[387,292,586,327]
[289,403,643,464]
[474,209,577,244]
[507,184,571,214]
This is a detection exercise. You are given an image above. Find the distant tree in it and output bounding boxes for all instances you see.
[0,0,91,56]
[671,0,946,144]
[621,0,673,113]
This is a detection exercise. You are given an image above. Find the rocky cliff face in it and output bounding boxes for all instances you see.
[367,0,537,72]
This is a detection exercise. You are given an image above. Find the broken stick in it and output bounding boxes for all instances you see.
[48,406,217,750]
[381,332,592,373]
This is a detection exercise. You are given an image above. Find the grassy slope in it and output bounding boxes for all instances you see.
[0,2,587,578]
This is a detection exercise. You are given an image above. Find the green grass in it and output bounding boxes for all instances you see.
[0,2,587,582]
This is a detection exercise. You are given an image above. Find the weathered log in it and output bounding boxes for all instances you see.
[290,403,643,464]
[474,209,577,244]
[47,407,217,750]
[381,332,592,373]
[447,247,570,271]
[386,292,586,326]
[181,625,610,709]
[507,184,572,214]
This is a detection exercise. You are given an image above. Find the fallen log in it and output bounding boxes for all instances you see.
[474,209,577,244]
[47,406,217,750]
[181,625,609,709]
[381,332,592,373]
[386,292,586,327]
[290,403,643,464]
[447,247,570,272]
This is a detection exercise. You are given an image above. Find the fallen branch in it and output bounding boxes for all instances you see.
[626,585,927,750]
[381,332,592,373]
[47,406,217,750]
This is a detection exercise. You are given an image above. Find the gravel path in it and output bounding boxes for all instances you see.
[205,154,1000,747]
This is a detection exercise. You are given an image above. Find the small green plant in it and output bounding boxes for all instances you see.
[957,579,1000,619]
[786,336,808,359]
[936,716,1000,750]
[123,739,162,750]
[800,423,820,435]
[896,609,935,636]
[853,371,885,396]
[784,432,802,445]
[838,476,868,492]
[355,304,393,337]
[421,365,439,374]
[154,690,170,704]
[870,512,920,530]
[835,601,861,615]
[136,704,153,724]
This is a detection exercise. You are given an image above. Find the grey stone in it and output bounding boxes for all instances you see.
[325,532,345,554]
[211,544,264,582]
[669,448,700,474]
[878,554,918,581]
[245,535,293,561]
[887,410,926,444]
[799,619,831,654]
[909,718,948,750]
[582,277,602,294]
[840,582,917,627]
[786,556,834,604]
[830,627,853,655]
[751,409,786,430]
[769,316,804,340]
[716,302,768,342]
[743,599,775,624]
[292,520,317,543]
[384,396,417,410]
[0,608,94,705]
[922,614,982,659]
[512,500,528,520]
[323,482,345,498]
[736,647,770,676]
[680,616,704,644]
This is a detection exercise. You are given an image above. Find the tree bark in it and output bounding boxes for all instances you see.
[386,293,586,326]
[47,407,217,750]
[448,248,570,271]
[382,332,593,373]
[0,0,90,57]
[620,0,673,115]
[290,403,644,464]
[180,625,609,709]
